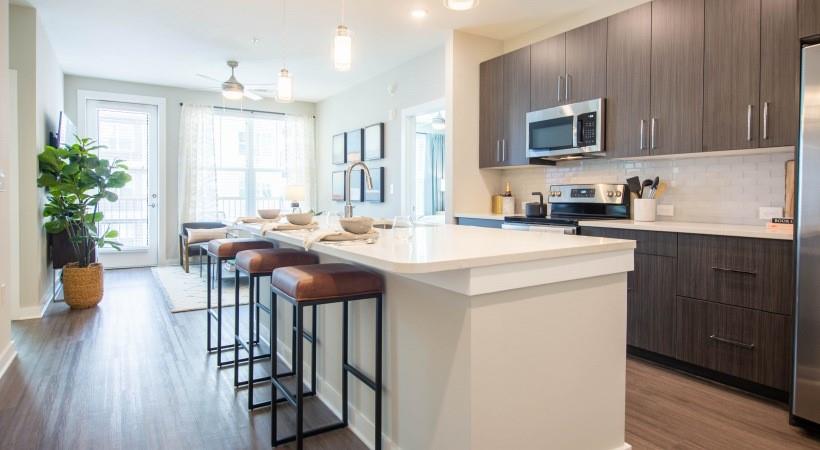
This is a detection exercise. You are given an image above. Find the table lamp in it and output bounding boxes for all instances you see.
[286,185,306,212]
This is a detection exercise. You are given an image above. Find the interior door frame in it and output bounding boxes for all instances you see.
[77,90,167,267]
[400,98,446,218]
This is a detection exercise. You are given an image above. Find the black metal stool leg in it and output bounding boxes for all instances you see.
[206,254,212,352]
[342,301,349,426]
[217,258,224,365]
[310,305,317,395]
[375,294,383,450]
[296,303,304,450]
[248,274,256,404]
[233,269,241,386]
[255,277,261,344]
[271,290,278,446]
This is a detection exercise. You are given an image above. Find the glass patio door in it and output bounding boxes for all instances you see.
[85,100,159,268]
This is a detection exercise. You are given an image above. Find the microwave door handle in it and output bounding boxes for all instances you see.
[573,116,579,148]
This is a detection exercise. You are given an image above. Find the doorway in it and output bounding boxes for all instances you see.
[80,93,164,268]
[401,100,447,222]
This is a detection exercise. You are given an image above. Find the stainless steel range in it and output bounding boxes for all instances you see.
[502,183,630,234]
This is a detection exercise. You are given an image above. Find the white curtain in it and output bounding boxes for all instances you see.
[282,115,316,211]
[178,105,218,223]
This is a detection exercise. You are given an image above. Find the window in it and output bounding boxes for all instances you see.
[213,110,308,217]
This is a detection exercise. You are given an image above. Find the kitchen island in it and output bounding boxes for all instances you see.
[235,222,635,450]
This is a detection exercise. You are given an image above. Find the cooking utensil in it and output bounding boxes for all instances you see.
[653,182,668,199]
[525,192,547,218]
[626,176,642,196]
[641,179,654,198]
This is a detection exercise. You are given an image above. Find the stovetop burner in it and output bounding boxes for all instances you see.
[503,216,581,226]
[503,183,631,225]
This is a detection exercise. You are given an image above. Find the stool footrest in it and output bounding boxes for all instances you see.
[273,421,348,447]
[292,326,315,344]
[343,362,378,391]
[235,375,273,387]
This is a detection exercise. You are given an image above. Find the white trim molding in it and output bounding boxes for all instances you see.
[0,340,17,381]
[76,89,168,266]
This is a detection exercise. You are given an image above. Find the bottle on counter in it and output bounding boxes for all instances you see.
[502,181,515,216]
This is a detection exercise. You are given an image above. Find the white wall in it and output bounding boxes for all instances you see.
[9,4,63,317]
[0,0,18,376]
[315,47,445,218]
[63,76,316,263]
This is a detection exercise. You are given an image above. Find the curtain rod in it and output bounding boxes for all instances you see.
[178,102,285,116]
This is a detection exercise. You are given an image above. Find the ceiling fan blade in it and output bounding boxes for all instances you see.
[244,90,263,101]
[246,84,276,89]
[196,73,223,83]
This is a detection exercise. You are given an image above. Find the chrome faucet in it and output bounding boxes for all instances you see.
[344,161,374,218]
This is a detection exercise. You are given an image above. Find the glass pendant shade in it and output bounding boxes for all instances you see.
[276,68,294,103]
[334,25,352,72]
[443,0,478,11]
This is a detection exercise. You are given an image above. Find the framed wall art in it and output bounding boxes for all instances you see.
[345,128,363,162]
[363,123,384,160]
[332,133,346,165]
[364,167,385,203]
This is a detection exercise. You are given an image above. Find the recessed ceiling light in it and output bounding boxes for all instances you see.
[411,8,428,19]
[443,0,478,11]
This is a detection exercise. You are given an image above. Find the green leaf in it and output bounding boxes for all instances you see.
[44,220,65,234]
[37,173,58,188]
[104,191,118,202]
[104,229,119,239]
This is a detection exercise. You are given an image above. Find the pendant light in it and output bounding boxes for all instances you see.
[334,0,352,71]
[222,61,245,100]
[276,0,294,103]
[443,0,478,11]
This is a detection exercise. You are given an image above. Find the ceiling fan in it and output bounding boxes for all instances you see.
[196,60,274,101]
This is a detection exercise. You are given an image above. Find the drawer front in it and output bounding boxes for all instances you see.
[675,296,791,391]
[628,254,676,356]
[457,218,503,229]
[677,234,794,314]
[581,226,677,257]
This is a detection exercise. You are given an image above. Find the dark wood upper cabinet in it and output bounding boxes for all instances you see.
[565,19,608,104]
[799,0,820,39]
[479,56,504,168]
[502,47,532,166]
[760,0,799,148]
[704,0,761,151]
[606,3,652,158]
[650,0,705,155]
[530,34,566,111]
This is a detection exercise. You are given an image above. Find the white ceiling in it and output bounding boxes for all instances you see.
[26,0,608,102]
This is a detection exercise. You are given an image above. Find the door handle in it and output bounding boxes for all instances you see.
[709,334,755,350]
[650,118,657,150]
[557,75,564,102]
[565,73,571,101]
[711,266,757,276]
[639,119,646,150]
[746,105,752,141]
[762,101,769,140]
[496,140,501,162]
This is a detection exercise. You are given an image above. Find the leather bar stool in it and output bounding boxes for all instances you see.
[269,263,384,450]
[233,248,319,410]
[207,238,274,367]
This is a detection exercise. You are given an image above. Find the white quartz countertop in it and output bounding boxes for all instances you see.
[235,223,635,274]
[454,213,506,221]
[578,219,794,240]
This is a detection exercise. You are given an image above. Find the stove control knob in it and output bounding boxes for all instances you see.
[555,191,562,197]
[615,191,622,198]
[607,191,614,198]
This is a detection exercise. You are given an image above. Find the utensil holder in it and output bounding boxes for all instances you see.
[634,199,657,222]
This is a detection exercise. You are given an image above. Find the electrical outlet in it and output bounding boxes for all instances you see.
[657,204,675,217]
[758,206,783,220]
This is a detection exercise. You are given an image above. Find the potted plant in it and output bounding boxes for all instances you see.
[37,137,132,309]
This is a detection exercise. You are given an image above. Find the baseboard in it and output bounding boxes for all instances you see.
[13,290,52,321]
[611,444,632,450]
[274,337,399,450]
[0,340,17,381]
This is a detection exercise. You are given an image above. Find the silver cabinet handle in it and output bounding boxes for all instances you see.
[709,334,756,350]
[762,101,769,140]
[502,139,506,161]
[565,73,571,101]
[650,118,657,150]
[557,76,563,102]
[746,105,752,141]
[711,266,757,277]
[496,140,501,161]
[639,119,646,150]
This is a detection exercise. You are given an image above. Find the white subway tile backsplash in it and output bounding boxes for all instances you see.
[498,149,795,225]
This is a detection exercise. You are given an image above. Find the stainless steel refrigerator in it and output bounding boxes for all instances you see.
[793,43,820,429]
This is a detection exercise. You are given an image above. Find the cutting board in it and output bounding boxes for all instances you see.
[785,160,795,218]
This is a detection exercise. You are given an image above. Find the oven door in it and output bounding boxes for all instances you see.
[501,223,578,235]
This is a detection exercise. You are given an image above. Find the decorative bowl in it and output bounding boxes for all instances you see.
[286,212,314,226]
[257,209,280,219]
[339,217,374,234]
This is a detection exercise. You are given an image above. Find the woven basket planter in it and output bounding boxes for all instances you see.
[62,262,104,309]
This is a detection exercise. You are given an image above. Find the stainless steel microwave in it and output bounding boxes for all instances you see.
[526,98,605,161]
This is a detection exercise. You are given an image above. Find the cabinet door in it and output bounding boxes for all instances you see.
[703,0,761,151]
[606,3,652,157]
[565,19,608,104]
[530,34,566,111]
[502,46,531,166]
[798,0,820,39]
[650,0,705,155]
[479,56,504,168]
[760,0,799,147]
[629,254,676,356]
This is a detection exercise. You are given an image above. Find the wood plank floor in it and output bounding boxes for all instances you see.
[0,267,818,449]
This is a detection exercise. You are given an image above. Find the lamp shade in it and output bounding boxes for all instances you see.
[286,185,306,202]
[334,25,352,71]
[276,68,294,103]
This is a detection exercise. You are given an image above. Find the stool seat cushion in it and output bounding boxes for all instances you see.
[235,248,319,274]
[272,263,383,301]
[208,238,273,258]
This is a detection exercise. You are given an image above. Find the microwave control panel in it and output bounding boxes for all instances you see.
[577,112,597,147]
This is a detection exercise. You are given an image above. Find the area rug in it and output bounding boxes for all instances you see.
[151,265,249,313]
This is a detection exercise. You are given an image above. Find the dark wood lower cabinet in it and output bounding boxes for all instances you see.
[581,226,794,395]
[675,296,791,391]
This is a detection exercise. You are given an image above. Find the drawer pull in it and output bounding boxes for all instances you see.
[711,266,757,277]
[709,334,755,350]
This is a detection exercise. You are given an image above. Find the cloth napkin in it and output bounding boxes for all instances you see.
[260,221,319,235]
[235,216,279,224]
[302,229,379,250]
